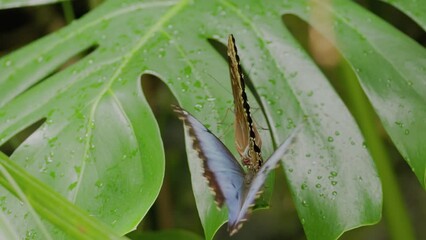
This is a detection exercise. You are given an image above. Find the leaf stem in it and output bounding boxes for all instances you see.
[340,62,415,240]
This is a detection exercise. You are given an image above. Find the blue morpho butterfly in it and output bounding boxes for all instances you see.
[173,105,300,235]
[172,34,301,235]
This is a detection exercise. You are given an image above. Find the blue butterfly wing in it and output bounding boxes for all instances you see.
[228,126,302,235]
[173,105,245,227]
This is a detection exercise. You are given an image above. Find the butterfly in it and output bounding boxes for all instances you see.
[173,34,301,235]
[173,105,300,235]
[227,34,263,174]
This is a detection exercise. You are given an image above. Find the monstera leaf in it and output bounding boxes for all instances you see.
[0,0,66,9]
[0,0,424,239]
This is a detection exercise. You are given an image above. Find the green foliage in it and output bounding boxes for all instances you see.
[0,0,66,9]
[0,0,424,239]
[0,152,125,240]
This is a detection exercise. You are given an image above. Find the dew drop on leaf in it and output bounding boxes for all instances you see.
[95,180,104,188]
[68,182,78,191]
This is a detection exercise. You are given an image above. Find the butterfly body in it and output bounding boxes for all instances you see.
[227,34,263,173]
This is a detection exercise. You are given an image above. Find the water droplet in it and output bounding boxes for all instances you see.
[95,180,103,188]
[45,155,53,163]
[288,168,293,173]
[307,169,312,174]
[394,121,403,127]
[194,80,201,88]
[327,136,334,142]
[68,182,78,190]
[331,181,338,186]
[315,183,321,188]
[301,183,308,190]
[301,218,306,225]
[332,191,337,196]
[180,82,188,92]
[302,200,308,207]
[404,129,410,135]
[317,176,323,180]
[305,153,311,157]
[334,131,340,136]
[330,171,338,177]
[194,104,203,111]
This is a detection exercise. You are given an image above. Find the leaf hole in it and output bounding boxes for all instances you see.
[139,73,199,232]
[356,1,425,46]
[0,118,46,157]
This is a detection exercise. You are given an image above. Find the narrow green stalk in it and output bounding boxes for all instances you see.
[61,1,75,24]
[339,62,415,240]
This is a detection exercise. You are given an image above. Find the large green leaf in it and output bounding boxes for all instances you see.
[0,0,66,9]
[288,0,426,188]
[0,0,423,239]
[0,152,125,240]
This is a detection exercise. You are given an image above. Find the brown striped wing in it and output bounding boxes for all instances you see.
[227,34,263,172]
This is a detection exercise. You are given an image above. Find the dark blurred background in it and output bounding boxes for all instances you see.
[0,1,424,239]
